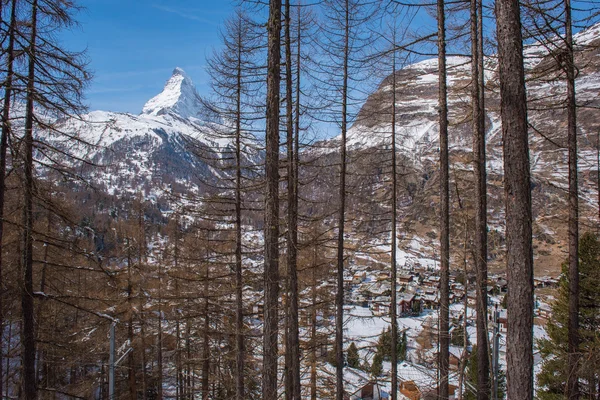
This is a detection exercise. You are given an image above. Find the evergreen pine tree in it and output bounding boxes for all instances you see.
[399,331,408,362]
[537,232,600,398]
[347,342,361,369]
[371,352,383,377]
[465,346,506,400]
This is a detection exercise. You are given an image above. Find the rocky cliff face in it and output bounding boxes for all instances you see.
[311,24,600,275]
[44,25,600,276]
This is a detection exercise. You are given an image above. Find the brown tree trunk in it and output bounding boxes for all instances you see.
[565,0,580,398]
[496,0,534,398]
[285,1,301,399]
[471,0,490,397]
[336,2,350,399]
[310,247,318,400]
[437,0,450,398]
[127,241,138,400]
[21,1,39,398]
[202,243,210,400]
[234,13,245,400]
[390,40,399,400]
[157,261,163,400]
[137,203,147,400]
[0,4,18,396]
[263,0,282,398]
[457,223,469,400]
[35,213,51,387]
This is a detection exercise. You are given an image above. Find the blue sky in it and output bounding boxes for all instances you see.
[62,1,236,113]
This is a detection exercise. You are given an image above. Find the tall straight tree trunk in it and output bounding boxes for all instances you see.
[457,223,470,400]
[390,44,399,400]
[35,213,51,386]
[285,1,301,399]
[336,2,350,399]
[263,1,282,398]
[310,247,318,400]
[234,14,245,400]
[139,292,147,400]
[21,1,39,398]
[202,242,210,400]
[471,0,490,398]
[126,241,138,400]
[564,0,579,398]
[186,319,192,400]
[437,0,450,397]
[0,2,18,396]
[157,261,163,400]
[496,0,533,398]
[175,278,183,400]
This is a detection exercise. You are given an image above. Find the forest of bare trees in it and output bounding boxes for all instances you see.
[1,0,600,399]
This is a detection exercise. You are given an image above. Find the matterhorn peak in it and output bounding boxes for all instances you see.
[142,67,203,119]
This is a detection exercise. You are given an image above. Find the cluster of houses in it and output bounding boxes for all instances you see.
[336,361,462,400]
[345,264,558,323]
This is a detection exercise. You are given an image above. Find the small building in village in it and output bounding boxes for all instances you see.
[398,361,458,400]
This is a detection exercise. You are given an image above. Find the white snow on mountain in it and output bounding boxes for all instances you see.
[141,67,204,119]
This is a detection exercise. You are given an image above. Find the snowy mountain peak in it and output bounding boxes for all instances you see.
[141,67,203,119]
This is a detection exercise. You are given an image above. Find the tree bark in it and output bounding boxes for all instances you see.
[336,2,350,399]
[157,261,163,400]
[126,240,138,400]
[390,41,399,400]
[21,1,39,398]
[0,2,18,396]
[496,0,534,398]
[263,0,282,398]
[234,13,246,400]
[285,1,301,399]
[471,0,490,397]
[437,0,450,397]
[565,0,580,398]
[202,241,210,400]
[310,247,318,400]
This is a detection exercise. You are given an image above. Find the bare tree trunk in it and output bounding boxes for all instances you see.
[285,1,301,399]
[21,2,39,398]
[0,3,18,394]
[336,2,350,399]
[565,0,580,397]
[175,276,183,400]
[5,318,12,398]
[471,0,490,397]
[35,213,51,387]
[202,244,210,400]
[457,223,469,400]
[127,240,138,400]
[310,248,318,400]
[186,320,192,400]
[157,261,163,400]
[496,0,533,398]
[135,206,147,400]
[234,14,245,399]
[139,292,147,400]
[263,1,282,398]
[390,42,399,400]
[437,0,450,397]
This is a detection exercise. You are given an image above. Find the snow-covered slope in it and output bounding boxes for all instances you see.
[141,67,204,119]
[342,24,600,161]
[42,68,260,203]
[311,24,600,275]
